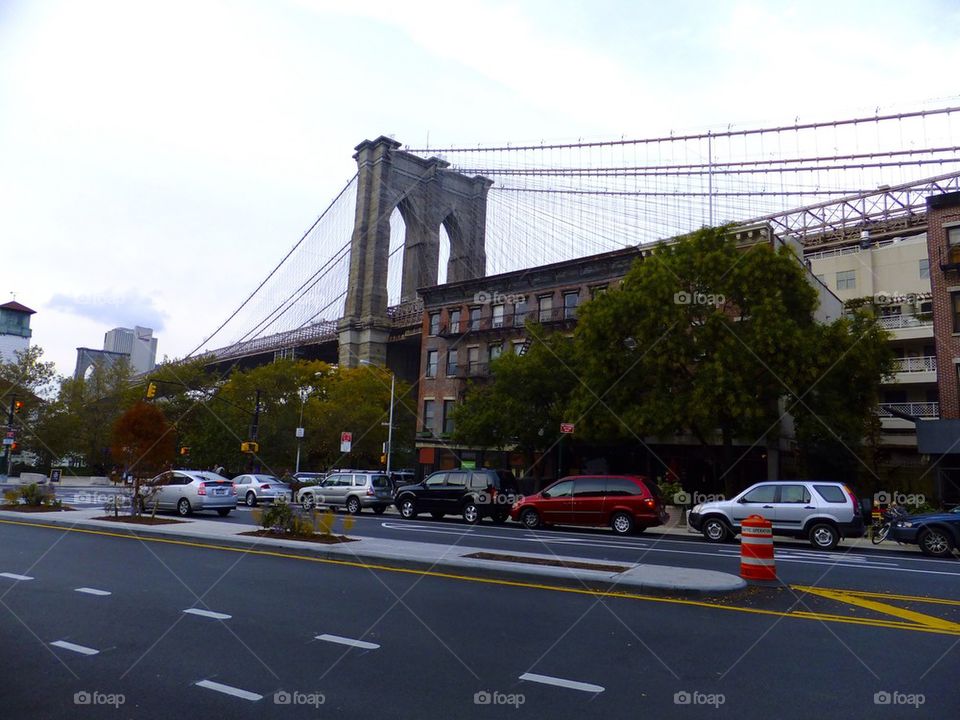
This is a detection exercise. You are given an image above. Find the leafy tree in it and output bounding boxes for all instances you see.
[111,401,177,512]
[452,325,577,476]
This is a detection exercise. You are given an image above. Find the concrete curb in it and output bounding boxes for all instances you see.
[0,509,747,596]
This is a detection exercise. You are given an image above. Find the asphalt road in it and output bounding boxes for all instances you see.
[1,520,958,719]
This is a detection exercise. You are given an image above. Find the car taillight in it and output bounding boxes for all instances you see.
[643,497,656,508]
[197,483,206,495]
[260,484,271,490]
[366,487,375,495]
[843,484,859,512]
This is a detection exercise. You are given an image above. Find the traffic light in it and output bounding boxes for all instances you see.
[179,446,189,456]
[10,442,17,453]
[146,382,157,399]
[240,441,259,454]
[13,400,23,414]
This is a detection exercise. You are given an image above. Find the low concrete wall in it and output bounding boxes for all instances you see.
[12,474,111,486]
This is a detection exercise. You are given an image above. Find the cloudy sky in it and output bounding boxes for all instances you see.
[2,0,959,377]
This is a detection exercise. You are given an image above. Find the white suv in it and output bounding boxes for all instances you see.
[687,481,865,550]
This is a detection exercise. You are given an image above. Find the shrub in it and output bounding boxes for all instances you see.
[260,499,294,533]
[657,478,684,506]
[20,483,54,507]
[3,489,20,505]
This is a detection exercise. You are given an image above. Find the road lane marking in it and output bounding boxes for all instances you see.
[195,680,262,701]
[519,672,604,693]
[4,518,960,637]
[50,640,99,656]
[315,633,380,649]
[0,572,33,580]
[74,587,111,596]
[793,586,960,634]
[183,608,232,620]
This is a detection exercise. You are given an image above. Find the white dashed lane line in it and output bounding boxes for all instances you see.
[315,633,380,650]
[0,572,34,581]
[74,587,111,596]
[195,680,263,701]
[183,608,232,620]
[50,640,99,656]
[519,673,605,693]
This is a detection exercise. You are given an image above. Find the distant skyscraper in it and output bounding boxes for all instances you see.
[0,300,35,363]
[104,326,158,375]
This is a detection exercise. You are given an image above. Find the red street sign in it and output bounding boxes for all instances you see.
[340,432,352,443]
[560,423,575,434]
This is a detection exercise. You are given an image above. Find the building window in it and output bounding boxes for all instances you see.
[489,343,503,363]
[469,307,481,331]
[449,309,461,333]
[446,348,458,376]
[589,285,607,298]
[952,292,960,333]
[425,350,438,378]
[563,291,579,319]
[512,339,526,355]
[948,228,960,264]
[514,297,529,325]
[422,399,436,432]
[429,313,440,336]
[919,258,930,280]
[836,270,856,290]
[442,400,456,434]
[492,304,505,328]
[538,294,553,322]
[467,346,479,374]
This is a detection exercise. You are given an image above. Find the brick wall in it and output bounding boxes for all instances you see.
[926,192,960,419]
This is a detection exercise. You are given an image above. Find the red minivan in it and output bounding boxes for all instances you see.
[509,475,668,535]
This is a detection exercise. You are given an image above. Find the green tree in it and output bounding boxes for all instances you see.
[452,325,577,477]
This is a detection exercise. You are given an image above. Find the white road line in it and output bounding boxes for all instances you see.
[0,572,33,581]
[183,608,232,620]
[315,633,380,650]
[75,587,111,596]
[519,672,605,693]
[195,680,263,701]
[50,640,99,656]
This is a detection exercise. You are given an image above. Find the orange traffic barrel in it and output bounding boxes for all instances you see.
[740,514,776,582]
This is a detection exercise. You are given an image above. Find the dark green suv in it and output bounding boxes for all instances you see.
[394,469,519,524]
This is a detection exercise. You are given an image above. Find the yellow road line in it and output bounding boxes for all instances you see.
[793,585,960,607]
[2,518,959,636]
[794,586,960,634]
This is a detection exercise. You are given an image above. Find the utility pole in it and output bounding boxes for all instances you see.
[386,372,395,475]
[249,389,261,472]
[1,396,15,476]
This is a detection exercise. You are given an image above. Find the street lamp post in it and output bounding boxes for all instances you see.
[294,386,308,474]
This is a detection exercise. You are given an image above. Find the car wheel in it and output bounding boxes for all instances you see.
[372,505,387,515]
[301,494,315,511]
[346,496,362,515]
[702,517,729,543]
[217,508,231,517]
[520,508,542,530]
[399,498,417,519]
[245,491,257,507]
[808,522,840,550]
[918,528,954,558]
[462,502,480,525]
[177,498,192,517]
[430,512,445,520]
[611,511,634,535]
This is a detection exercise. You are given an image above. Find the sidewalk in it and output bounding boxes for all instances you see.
[0,507,747,595]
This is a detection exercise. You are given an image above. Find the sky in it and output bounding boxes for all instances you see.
[2,0,959,378]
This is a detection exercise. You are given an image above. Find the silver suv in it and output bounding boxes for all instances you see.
[687,481,864,550]
[296,471,393,514]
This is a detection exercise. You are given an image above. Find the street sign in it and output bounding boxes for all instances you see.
[560,423,575,434]
[50,469,61,483]
[340,431,352,453]
[461,460,476,470]
[2,438,13,446]
[295,427,305,438]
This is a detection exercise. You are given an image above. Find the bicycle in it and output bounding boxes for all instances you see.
[870,504,909,544]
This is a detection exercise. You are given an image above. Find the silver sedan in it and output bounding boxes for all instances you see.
[232,474,293,507]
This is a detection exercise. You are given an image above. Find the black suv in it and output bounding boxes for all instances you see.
[394,469,519,524]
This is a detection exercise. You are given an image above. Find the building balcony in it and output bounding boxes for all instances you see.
[890,355,937,384]
[878,401,939,430]
[876,313,934,340]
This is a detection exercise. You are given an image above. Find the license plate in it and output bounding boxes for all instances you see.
[215,488,226,496]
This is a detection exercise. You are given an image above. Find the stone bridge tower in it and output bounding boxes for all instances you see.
[338,136,492,367]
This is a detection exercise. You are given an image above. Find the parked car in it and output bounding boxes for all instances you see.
[890,506,960,557]
[292,472,325,486]
[388,470,416,491]
[232,474,293,507]
[510,475,667,535]
[687,481,864,550]
[395,469,518,524]
[296,470,393,514]
[136,470,236,517]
